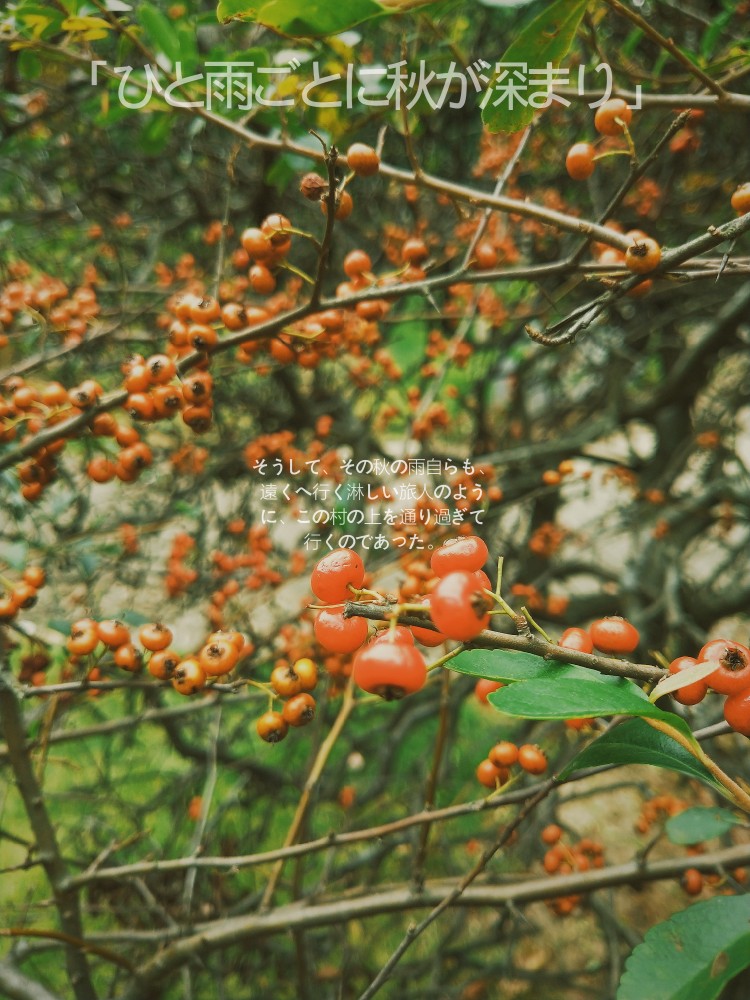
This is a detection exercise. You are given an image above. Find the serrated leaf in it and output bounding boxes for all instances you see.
[219,0,384,36]
[487,676,657,720]
[617,896,750,1000]
[481,0,588,133]
[558,718,721,791]
[665,806,744,846]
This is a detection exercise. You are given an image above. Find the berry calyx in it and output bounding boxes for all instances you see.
[699,639,750,696]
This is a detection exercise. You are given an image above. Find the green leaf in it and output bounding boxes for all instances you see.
[218,0,384,35]
[0,541,29,571]
[451,647,595,684]
[481,0,589,133]
[665,806,743,846]
[487,676,658,720]
[139,2,181,64]
[119,610,153,627]
[617,896,750,1000]
[217,0,259,21]
[558,718,721,791]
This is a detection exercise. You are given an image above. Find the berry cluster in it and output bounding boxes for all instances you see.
[540,823,605,916]
[256,657,319,743]
[310,536,494,700]
[0,565,46,621]
[475,740,548,789]
[668,640,750,737]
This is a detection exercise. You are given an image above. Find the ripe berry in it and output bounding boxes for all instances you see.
[410,595,449,647]
[517,744,548,775]
[474,678,503,704]
[172,658,206,695]
[430,535,489,577]
[489,741,518,767]
[730,183,750,215]
[541,823,563,845]
[314,609,369,654]
[139,622,173,652]
[565,142,596,180]
[148,649,180,680]
[699,639,750,696]
[343,249,372,278]
[429,571,491,642]
[625,236,662,275]
[346,143,380,177]
[270,662,303,697]
[256,710,288,743]
[97,619,130,648]
[559,628,594,654]
[402,238,429,265]
[300,172,328,201]
[321,190,354,221]
[310,549,365,603]
[199,638,239,677]
[594,98,632,136]
[589,617,640,655]
[352,634,427,700]
[681,868,703,896]
[114,642,141,672]
[723,687,750,737]
[476,758,505,789]
[283,658,316,692]
[668,655,708,706]
[282,692,316,727]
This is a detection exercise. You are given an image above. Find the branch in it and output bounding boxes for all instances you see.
[0,668,97,1000]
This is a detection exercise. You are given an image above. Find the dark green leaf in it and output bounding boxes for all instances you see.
[139,113,173,155]
[487,676,659,720]
[451,647,595,683]
[558,718,721,791]
[665,806,743,846]
[481,0,588,133]
[617,896,750,1000]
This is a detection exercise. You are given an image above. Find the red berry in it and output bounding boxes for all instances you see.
[430,535,488,577]
[668,655,708,706]
[559,627,594,654]
[430,571,491,642]
[723,687,750,737]
[565,142,596,180]
[352,634,427,700]
[474,678,503,705]
[589,617,639,655]
[314,609,369,654]
[310,549,365,604]
[410,594,449,647]
[698,639,750,696]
